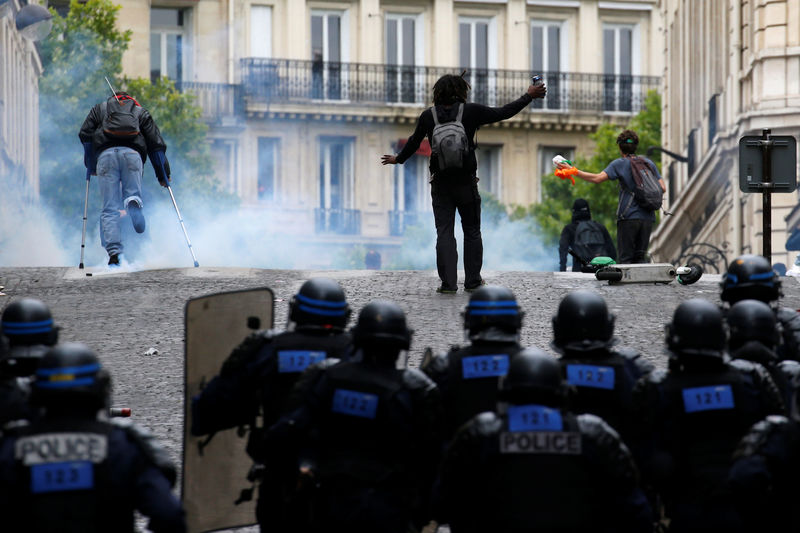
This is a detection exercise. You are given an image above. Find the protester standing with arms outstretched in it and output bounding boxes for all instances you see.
[382,75,546,293]
[557,130,665,263]
[79,91,171,267]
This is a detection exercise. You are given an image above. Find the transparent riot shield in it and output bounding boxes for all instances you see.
[183,288,274,532]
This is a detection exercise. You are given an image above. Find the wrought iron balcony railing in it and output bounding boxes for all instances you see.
[314,207,361,235]
[240,58,660,114]
[388,210,422,236]
[176,81,243,123]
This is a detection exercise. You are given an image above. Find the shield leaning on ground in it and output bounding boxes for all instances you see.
[183,288,274,533]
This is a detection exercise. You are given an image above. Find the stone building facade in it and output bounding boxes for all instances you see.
[116,0,662,256]
[652,0,800,272]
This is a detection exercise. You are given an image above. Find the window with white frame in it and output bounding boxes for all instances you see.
[538,146,574,201]
[319,137,354,210]
[257,137,279,202]
[394,155,429,213]
[250,5,272,57]
[385,13,423,104]
[603,24,638,112]
[311,10,348,100]
[150,7,192,82]
[531,19,566,110]
[477,145,502,198]
[459,16,497,105]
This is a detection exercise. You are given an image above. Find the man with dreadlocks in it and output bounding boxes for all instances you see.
[382,74,546,294]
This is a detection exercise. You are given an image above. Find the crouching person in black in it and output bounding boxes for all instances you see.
[266,300,444,533]
[439,348,653,533]
[0,343,185,532]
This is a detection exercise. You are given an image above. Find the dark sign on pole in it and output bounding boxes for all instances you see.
[739,134,796,193]
[738,130,798,263]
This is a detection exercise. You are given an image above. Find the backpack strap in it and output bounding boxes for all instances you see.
[431,106,440,127]
[455,103,464,123]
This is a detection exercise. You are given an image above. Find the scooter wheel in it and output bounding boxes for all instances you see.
[678,264,703,285]
[596,270,623,282]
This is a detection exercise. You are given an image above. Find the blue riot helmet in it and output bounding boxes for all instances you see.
[728,299,780,353]
[721,254,781,304]
[1,298,59,348]
[351,299,412,353]
[288,278,351,329]
[498,347,569,406]
[666,299,727,362]
[31,342,111,411]
[552,290,615,353]
[463,285,524,342]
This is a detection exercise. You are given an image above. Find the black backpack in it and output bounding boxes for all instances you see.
[572,220,611,263]
[101,98,141,138]
[627,156,663,211]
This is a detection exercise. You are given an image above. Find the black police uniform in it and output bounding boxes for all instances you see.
[191,278,354,529]
[440,348,652,533]
[728,298,800,416]
[0,343,185,533]
[267,300,444,533]
[729,415,800,531]
[423,285,524,439]
[721,254,800,361]
[552,291,653,439]
[633,299,784,532]
[0,298,60,428]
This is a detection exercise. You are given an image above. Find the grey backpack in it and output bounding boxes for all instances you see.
[430,103,469,172]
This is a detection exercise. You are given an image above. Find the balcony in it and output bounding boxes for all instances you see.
[388,210,422,236]
[314,207,361,235]
[240,58,660,114]
[176,81,243,125]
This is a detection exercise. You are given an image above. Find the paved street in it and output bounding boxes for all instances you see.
[2,266,799,531]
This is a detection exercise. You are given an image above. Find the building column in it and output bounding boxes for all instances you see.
[433,0,455,68]
[359,0,381,64]
[286,0,307,60]
[577,0,600,74]
[506,0,527,71]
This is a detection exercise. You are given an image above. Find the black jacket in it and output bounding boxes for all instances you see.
[396,93,534,177]
[79,96,167,163]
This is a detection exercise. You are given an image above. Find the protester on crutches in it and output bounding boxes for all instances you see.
[78,79,169,267]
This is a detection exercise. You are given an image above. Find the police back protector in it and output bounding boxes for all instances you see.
[433,343,522,438]
[11,418,117,532]
[183,288,274,533]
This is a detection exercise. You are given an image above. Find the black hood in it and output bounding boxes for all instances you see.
[571,198,591,223]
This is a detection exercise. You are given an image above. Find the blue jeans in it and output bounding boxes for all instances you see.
[97,147,143,256]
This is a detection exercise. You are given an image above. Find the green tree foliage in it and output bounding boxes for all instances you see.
[529,90,662,247]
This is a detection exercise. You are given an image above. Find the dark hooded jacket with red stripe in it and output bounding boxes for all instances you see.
[79,95,166,163]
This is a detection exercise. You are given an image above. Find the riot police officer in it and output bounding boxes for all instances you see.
[191,278,354,528]
[721,254,800,360]
[0,342,185,532]
[439,348,652,532]
[0,298,59,427]
[633,298,784,532]
[728,298,800,415]
[729,408,800,530]
[266,299,443,533]
[552,290,653,439]
[422,285,524,439]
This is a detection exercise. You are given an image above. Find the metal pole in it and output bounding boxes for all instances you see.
[166,185,200,267]
[761,128,773,263]
[79,170,91,269]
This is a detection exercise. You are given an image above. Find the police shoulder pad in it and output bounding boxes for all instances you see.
[472,411,503,436]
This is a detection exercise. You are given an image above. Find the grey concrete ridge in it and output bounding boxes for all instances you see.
[2,265,798,526]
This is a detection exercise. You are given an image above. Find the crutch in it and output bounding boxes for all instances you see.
[166,184,200,267]
[79,169,91,269]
